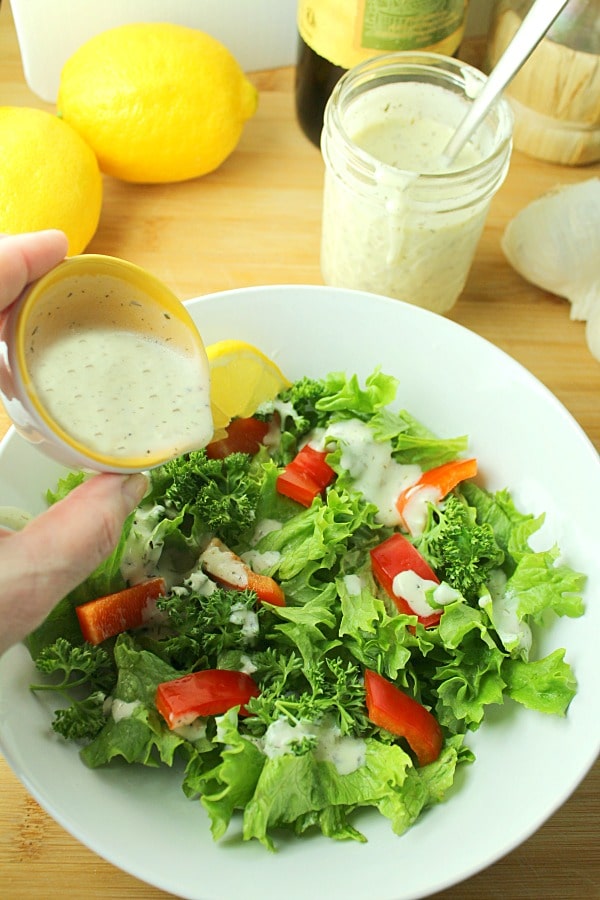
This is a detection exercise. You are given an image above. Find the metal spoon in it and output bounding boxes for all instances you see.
[442,0,570,164]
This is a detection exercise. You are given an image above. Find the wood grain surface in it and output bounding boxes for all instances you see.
[0,2,598,898]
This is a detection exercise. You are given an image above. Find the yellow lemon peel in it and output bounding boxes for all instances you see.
[57,22,258,184]
[0,106,102,255]
[206,340,290,439]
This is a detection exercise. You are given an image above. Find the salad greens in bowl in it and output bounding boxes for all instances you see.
[0,284,598,900]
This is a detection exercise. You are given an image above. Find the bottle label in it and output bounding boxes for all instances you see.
[298,0,468,69]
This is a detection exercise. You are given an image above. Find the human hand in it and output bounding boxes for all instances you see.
[0,231,148,655]
[0,229,69,310]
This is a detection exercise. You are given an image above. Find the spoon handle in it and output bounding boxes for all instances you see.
[442,0,570,163]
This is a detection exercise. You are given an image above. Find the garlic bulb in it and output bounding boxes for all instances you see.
[501,179,600,328]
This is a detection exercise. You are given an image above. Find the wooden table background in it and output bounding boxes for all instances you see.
[0,1,598,897]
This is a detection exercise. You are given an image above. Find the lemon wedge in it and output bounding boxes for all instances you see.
[206,340,290,438]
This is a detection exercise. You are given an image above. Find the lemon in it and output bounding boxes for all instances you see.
[206,340,290,435]
[0,106,102,255]
[57,23,258,184]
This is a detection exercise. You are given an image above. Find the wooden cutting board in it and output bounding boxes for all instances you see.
[0,3,598,898]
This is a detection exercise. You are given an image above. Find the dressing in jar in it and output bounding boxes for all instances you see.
[320,52,513,313]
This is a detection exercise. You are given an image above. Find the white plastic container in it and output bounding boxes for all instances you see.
[10,0,298,103]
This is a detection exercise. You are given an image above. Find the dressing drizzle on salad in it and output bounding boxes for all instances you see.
[29,368,586,851]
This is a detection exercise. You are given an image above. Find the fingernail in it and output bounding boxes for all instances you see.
[121,473,149,508]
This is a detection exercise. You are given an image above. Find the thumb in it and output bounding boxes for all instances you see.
[0,230,68,311]
[0,472,148,653]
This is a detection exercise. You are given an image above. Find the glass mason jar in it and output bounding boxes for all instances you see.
[486,0,600,165]
[320,53,514,314]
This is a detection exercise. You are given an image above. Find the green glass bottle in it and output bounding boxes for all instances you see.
[295,0,471,147]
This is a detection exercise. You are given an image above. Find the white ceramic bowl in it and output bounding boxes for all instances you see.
[0,284,598,900]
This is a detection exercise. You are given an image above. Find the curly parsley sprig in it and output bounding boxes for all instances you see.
[31,637,115,694]
[30,638,116,742]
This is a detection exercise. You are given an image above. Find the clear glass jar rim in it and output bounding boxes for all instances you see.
[321,51,514,187]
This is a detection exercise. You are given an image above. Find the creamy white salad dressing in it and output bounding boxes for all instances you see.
[238,653,258,676]
[342,573,364,597]
[353,97,482,174]
[392,569,460,618]
[319,418,421,526]
[184,569,217,596]
[260,399,301,450]
[401,484,441,536]
[241,548,281,573]
[262,401,296,448]
[228,602,260,643]
[119,502,206,591]
[250,518,282,545]
[321,73,511,312]
[270,399,296,427]
[109,698,141,723]
[433,582,462,606]
[173,708,205,729]
[173,719,208,743]
[169,569,217,603]
[243,519,283,573]
[27,326,213,461]
[120,504,166,585]
[260,717,366,776]
[479,568,532,657]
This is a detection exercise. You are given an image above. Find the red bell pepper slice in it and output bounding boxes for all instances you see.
[206,416,270,459]
[370,533,441,628]
[276,444,336,507]
[75,577,167,645]
[200,537,286,606]
[155,669,260,729]
[364,669,443,767]
[275,465,318,508]
[396,458,478,534]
